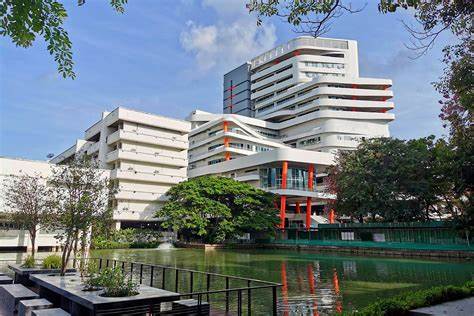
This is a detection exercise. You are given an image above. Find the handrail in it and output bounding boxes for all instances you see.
[86,257,282,315]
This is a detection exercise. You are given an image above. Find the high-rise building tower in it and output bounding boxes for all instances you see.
[194,36,395,229]
[223,62,252,116]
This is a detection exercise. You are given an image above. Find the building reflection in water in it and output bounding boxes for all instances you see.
[278,260,347,315]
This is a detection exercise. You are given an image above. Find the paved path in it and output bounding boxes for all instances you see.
[410,297,474,315]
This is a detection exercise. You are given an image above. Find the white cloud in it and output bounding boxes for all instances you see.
[180,0,277,73]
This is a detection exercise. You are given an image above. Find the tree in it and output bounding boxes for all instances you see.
[328,137,454,222]
[48,155,113,275]
[248,0,473,238]
[2,173,50,258]
[156,176,279,244]
[0,0,128,79]
[247,1,472,54]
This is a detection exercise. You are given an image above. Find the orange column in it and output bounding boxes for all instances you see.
[223,136,230,161]
[329,209,336,224]
[295,202,301,214]
[223,121,228,132]
[306,197,312,231]
[282,161,288,189]
[280,196,286,229]
[280,161,288,229]
[306,164,314,231]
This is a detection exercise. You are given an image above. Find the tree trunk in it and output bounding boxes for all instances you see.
[30,229,36,258]
[60,234,72,276]
[72,231,79,268]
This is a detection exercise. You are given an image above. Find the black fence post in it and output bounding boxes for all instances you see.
[237,290,242,316]
[150,266,154,287]
[139,264,143,284]
[106,259,109,268]
[189,271,194,296]
[175,270,179,293]
[272,286,277,316]
[225,277,230,312]
[206,274,211,302]
[121,261,125,272]
[162,268,166,289]
[99,258,102,270]
[247,280,251,316]
[130,263,134,281]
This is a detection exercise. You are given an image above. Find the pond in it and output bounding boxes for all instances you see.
[2,248,473,315]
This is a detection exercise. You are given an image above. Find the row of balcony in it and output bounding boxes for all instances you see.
[111,169,186,184]
[107,129,188,150]
[106,149,188,167]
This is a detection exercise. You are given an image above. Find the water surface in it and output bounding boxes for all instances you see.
[88,248,474,315]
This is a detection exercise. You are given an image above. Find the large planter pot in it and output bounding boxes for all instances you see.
[8,264,77,287]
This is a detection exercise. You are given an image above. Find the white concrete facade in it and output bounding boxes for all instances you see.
[191,36,395,229]
[0,157,64,250]
[52,107,191,227]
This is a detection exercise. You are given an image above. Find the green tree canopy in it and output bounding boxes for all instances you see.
[0,0,127,78]
[328,136,455,222]
[156,176,279,244]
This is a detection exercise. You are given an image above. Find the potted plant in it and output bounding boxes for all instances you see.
[82,267,138,297]
[9,254,76,286]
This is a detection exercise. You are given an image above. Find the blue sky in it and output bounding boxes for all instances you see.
[0,0,453,160]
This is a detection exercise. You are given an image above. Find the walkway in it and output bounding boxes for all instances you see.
[410,297,474,315]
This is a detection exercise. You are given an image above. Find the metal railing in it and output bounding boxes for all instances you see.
[87,257,282,315]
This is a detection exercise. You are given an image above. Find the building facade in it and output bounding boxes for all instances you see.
[191,36,395,229]
[52,107,191,229]
[0,157,71,251]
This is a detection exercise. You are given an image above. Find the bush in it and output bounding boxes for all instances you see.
[348,281,474,315]
[42,254,62,269]
[22,255,35,268]
[97,267,138,297]
[91,228,162,249]
[129,241,160,248]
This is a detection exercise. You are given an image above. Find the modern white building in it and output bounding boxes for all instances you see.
[0,36,394,238]
[191,36,395,229]
[52,107,191,229]
[0,157,66,251]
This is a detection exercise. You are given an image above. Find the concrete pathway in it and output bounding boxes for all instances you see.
[410,297,474,315]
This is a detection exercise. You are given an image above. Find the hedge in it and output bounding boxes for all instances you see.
[345,281,474,316]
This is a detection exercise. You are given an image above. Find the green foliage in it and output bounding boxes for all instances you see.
[22,255,36,268]
[97,267,139,297]
[2,173,50,258]
[82,262,102,290]
[329,137,455,222]
[48,155,115,275]
[346,281,474,315]
[42,254,62,269]
[156,176,279,244]
[91,228,162,249]
[0,0,128,78]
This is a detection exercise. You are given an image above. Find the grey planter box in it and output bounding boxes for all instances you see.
[8,264,76,287]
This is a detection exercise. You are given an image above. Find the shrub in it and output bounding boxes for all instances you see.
[97,267,139,297]
[91,228,162,249]
[348,281,474,315]
[42,254,62,269]
[129,241,160,248]
[22,255,35,268]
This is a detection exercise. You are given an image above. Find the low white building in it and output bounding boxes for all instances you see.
[0,157,63,251]
[52,107,191,229]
